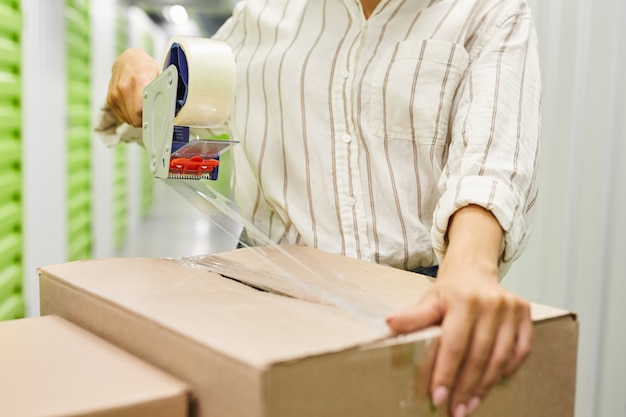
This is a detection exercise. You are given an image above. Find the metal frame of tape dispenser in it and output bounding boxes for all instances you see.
[142,36,238,180]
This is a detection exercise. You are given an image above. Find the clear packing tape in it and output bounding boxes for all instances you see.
[164,36,236,127]
[166,179,394,329]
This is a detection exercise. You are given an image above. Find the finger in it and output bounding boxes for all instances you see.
[108,68,156,127]
[128,83,143,127]
[430,302,476,409]
[119,76,141,127]
[386,290,444,334]
[473,310,516,399]
[107,75,134,126]
[130,74,152,127]
[476,297,531,393]
[449,303,504,413]
[503,308,533,376]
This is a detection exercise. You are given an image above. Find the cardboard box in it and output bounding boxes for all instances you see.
[0,315,189,417]
[39,245,578,417]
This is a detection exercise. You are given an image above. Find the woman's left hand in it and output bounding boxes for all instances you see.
[386,205,532,417]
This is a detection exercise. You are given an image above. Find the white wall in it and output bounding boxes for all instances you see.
[505,1,626,416]
[91,0,119,259]
[22,0,67,317]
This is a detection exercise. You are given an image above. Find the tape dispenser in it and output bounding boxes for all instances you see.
[142,36,237,180]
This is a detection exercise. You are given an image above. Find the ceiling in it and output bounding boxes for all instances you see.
[124,0,237,35]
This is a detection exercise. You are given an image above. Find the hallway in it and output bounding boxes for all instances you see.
[118,180,241,259]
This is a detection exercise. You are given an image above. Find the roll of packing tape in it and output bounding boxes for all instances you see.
[163,36,236,127]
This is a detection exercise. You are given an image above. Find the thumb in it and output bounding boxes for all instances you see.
[386,290,444,334]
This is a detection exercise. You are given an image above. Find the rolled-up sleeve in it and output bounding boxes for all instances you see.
[432,5,542,277]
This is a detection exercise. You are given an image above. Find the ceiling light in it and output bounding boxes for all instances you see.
[163,5,189,25]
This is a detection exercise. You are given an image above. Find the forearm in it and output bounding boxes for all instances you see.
[440,205,503,282]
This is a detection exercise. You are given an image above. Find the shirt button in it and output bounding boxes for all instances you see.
[342,134,352,143]
[341,70,350,79]
[346,196,356,206]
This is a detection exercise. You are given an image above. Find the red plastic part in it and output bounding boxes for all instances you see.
[169,156,220,176]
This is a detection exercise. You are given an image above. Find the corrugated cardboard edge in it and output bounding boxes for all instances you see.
[38,264,267,417]
[83,394,190,417]
[530,302,578,323]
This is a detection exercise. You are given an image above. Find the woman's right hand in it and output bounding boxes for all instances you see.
[106,48,161,127]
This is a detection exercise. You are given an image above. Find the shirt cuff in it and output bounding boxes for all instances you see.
[432,176,529,278]
[94,105,144,147]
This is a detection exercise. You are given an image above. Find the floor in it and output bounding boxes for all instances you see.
[117,180,242,259]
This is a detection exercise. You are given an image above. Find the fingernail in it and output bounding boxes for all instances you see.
[467,397,481,414]
[431,386,448,407]
[454,403,467,417]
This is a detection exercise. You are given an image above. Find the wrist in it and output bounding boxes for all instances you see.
[440,246,500,282]
[440,205,503,281]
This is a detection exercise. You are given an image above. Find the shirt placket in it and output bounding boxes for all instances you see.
[332,9,371,261]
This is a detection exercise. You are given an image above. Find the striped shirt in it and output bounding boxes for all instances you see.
[97,0,541,274]
[209,0,542,274]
